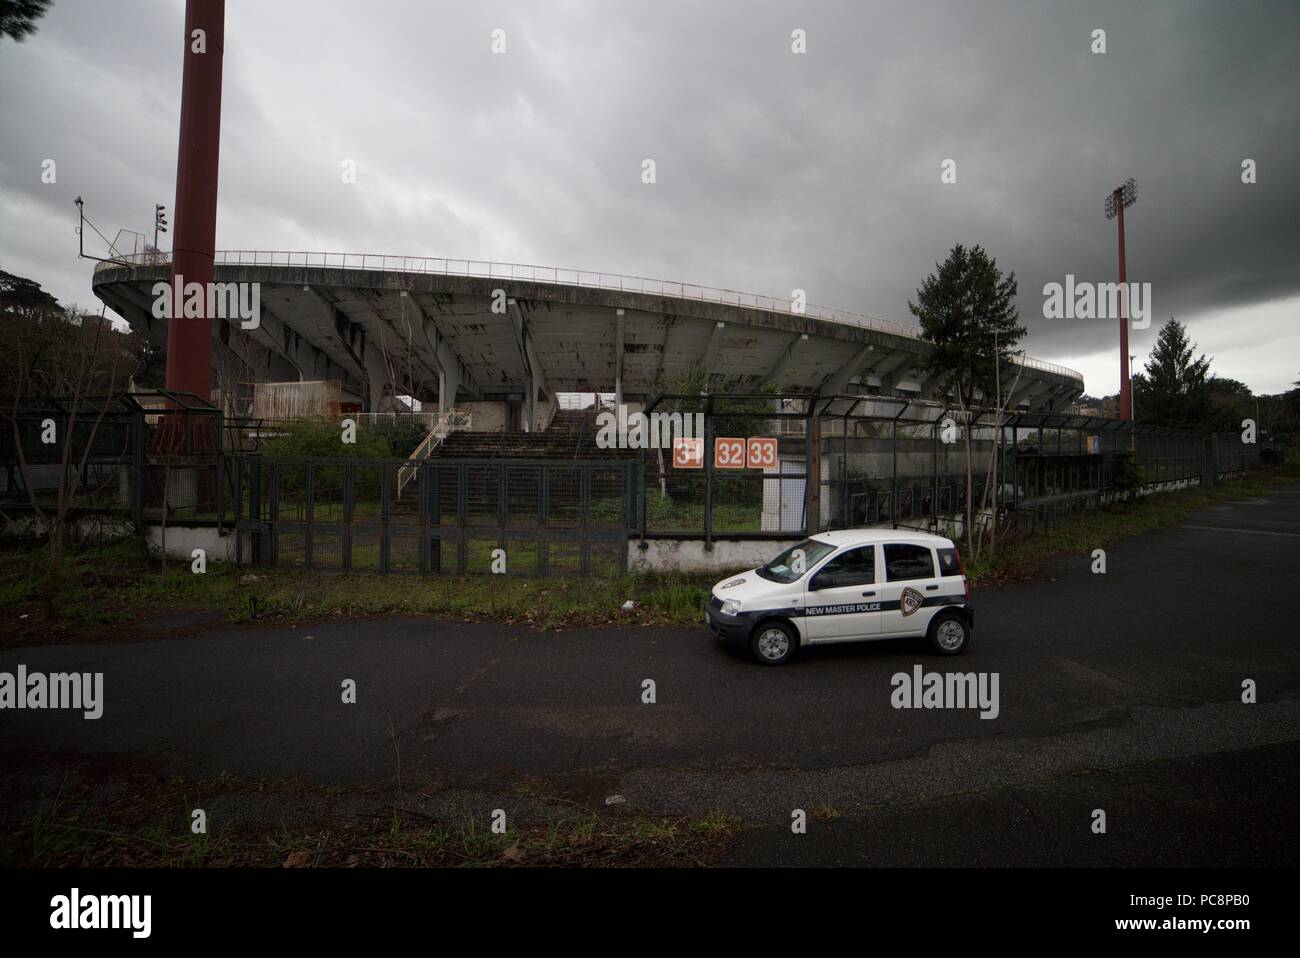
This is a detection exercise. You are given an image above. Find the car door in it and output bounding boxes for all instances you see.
[878,542,940,636]
[803,544,882,642]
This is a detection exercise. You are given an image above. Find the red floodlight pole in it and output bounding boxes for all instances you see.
[1104,178,1137,421]
[164,0,225,403]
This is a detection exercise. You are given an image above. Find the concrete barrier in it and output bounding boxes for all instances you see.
[629,537,802,574]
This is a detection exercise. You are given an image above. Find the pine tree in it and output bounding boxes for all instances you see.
[909,244,1025,554]
[1132,319,1211,428]
[0,0,54,42]
[910,245,1025,406]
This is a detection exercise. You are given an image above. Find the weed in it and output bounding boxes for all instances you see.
[689,808,742,835]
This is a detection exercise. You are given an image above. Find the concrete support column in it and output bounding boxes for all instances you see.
[614,309,626,408]
[362,344,389,413]
[438,365,461,419]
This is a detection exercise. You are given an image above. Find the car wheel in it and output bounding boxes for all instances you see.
[751,621,797,666]
[928,612,970,656]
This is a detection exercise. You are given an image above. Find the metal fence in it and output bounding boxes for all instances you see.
[635,395,809,541]
[634,394,1267,543]
[0,392,224,522]
[232,457,633,576]
[1212,432,1261,477]
[0,391,1275,570]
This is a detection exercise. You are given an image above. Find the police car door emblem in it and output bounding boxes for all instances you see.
[900,587,924,617]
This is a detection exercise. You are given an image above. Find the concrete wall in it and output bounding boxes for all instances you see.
[0,515,233,565]
[453,401,511,433]
[1101,476,1200,504]
[628,537,800,574]
[144,524,235,562]
[534,397,557,431]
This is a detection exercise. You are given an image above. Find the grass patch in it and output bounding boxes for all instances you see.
[809,803,842,822]
[0,577,34,607]
[215,570,723,629]
[0,539,726,637]
[0,773,743,868]
[689,808,743,836]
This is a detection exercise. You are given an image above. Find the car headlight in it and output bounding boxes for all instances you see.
[721,599,742,616]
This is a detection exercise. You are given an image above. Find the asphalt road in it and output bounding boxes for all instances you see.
[3,485,1298,865]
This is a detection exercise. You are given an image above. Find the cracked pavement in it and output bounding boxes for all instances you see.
[2,486,1298,865]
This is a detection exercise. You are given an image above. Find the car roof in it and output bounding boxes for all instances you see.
[808,528,954,548]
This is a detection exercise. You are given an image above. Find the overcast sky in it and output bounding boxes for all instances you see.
[2,0,1297,394]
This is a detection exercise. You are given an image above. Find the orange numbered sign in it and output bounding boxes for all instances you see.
[672,437,704,469]
[714,437,746,469]
[746,437,777,469]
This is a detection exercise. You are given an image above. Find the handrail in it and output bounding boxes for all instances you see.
[95,250,1084,382]
[395,409,471,498]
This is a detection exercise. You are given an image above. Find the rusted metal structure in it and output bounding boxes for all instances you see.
[163,0,225,403]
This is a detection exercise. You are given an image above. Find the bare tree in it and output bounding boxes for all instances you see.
[5,309,129,563]
[971,354,1025,561]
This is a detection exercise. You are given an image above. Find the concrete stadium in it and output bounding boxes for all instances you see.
[92,251,1084,428]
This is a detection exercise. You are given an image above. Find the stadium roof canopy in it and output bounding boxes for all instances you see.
[92,252,1084,423]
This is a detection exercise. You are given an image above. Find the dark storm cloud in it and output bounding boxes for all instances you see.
[2,0,1297,391]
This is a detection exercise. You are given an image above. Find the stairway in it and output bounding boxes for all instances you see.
[433,407,632,460]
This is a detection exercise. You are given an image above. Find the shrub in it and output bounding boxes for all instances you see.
[1111,452,1146,497]
[260,420,396,459]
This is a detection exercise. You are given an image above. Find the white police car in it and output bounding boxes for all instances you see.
[706,529,973,665]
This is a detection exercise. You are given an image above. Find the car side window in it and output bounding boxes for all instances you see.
[936,547,960,577]
[884,543,935,581]
[812,545,876,588]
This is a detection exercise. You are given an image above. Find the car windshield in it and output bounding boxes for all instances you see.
[756,538,837,583]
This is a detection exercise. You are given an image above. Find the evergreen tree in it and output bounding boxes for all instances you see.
[909,244,1025,554]
[1203,376,1253,433]
[0,0,53,42]
[1131,319,1211,428]
[909,244,1025,409]
[0,267,61,320]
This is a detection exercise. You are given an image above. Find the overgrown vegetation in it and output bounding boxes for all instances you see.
[1109,451,1146,498]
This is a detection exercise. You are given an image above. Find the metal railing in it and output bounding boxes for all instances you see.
[395,409,471,499]
[352,411,442,429]
[95,250,1084,382]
